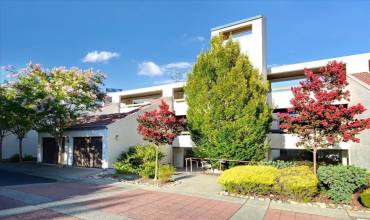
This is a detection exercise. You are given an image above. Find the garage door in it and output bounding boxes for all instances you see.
[73,137,102,168]
[42,138,64,164]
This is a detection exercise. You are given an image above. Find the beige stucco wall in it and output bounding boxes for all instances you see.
[348,77,370,169]
[107,98,174,168]
[2,130,38,159]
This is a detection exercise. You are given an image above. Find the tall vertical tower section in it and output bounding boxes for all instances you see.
[211,15,267,79]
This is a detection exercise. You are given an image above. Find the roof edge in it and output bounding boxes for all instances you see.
[211,15,263,32]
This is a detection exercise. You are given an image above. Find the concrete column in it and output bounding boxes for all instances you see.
[341,150,349,166]
[102,130,109,169]
[37,135,42,163]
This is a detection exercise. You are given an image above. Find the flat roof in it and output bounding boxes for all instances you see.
[211,15,263,31]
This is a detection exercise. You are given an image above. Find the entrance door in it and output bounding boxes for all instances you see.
[73,137,102,168]
[42,138,64,164]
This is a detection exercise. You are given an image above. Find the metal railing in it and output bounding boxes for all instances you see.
[184,157,257,173]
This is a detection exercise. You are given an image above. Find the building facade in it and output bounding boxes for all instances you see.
[35,15,370,169]
[107,16,370,169]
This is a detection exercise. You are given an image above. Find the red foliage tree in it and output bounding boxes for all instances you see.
[278,61,370,173]
[137,100,185,180]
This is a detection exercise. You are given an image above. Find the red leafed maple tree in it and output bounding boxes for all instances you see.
[137,100,185,180]
[278,61,370,173]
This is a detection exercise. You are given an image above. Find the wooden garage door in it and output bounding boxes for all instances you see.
[42,138,64,164]
[73,137,102,168]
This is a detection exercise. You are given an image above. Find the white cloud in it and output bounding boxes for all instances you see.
[138,61,192,77]
[82,51,119,63]
[138,61,163,76]
[164,62,192,70]
[192,36,205,42]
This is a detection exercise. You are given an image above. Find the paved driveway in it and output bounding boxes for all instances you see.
[0,170,55,187]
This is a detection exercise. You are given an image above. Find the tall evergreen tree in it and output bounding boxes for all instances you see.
[185,36,272,161]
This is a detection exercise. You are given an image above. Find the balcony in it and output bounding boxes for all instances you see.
[268,88,293,109]
[173,99,188,116]
[268,133,350,150]
[172,132,194,148]
[120,102,149,113]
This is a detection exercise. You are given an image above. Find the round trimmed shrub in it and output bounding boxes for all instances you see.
[276,166,318,202]
[361,188,370,208]
[218,165,279,195]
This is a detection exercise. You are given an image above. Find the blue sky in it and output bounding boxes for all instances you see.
[1,0,369,90]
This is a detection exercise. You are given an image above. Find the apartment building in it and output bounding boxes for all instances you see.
[106,15,370,169]
[35,15,369,169]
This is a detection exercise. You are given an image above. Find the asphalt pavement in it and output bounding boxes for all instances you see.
[0,170,56,186]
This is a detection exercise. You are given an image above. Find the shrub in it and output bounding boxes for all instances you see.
[113,144,163,176]
[218,165,278,195]
[9,154,36,162]
[361,188,370,208]
[9,154,20,162]
[259,160,296,169]
[318,165,368,203]
[23,155,36,161]
[276,166,318,202]
[158,165,176,183]
[139,162,156,179]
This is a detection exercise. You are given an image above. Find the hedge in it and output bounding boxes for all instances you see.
[276,166,318,202]
[218,165,279,195]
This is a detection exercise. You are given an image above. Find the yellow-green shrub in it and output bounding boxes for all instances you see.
[158,165,176,183]
[361,188,370,208]
[218,165,279,195]
[276,166,318,202]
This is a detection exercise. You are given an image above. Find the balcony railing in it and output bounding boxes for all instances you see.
[174,98,188,116]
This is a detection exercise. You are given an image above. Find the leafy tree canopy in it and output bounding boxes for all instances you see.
[278,61,370,173]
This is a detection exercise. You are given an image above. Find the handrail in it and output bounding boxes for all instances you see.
[184,157,257,173]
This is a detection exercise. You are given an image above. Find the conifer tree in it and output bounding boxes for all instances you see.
[185,36,272,161]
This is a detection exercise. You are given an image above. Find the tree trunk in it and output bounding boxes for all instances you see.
[313,148,317,175]
[18,138,23,163]
[154,145,159,180]
[56,137,64,165]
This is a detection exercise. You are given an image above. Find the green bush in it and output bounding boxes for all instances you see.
[9,154,20,162]
[276,166,318,202]
[218,165,279,195]
[318,165,368,203]
[361,188,370,208]
[158,165,176,183]
[259,160,296,169]
[23,155,36,161]
[113,144,163,176]
[139,162,156,179]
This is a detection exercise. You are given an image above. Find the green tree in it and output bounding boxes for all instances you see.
[6,64,105,164]
[31,65,106,164]
[185,36,272,161]
[4,75,40,162]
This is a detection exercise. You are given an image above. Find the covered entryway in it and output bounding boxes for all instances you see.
[73,137,103,168]
[42,138,64,164]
